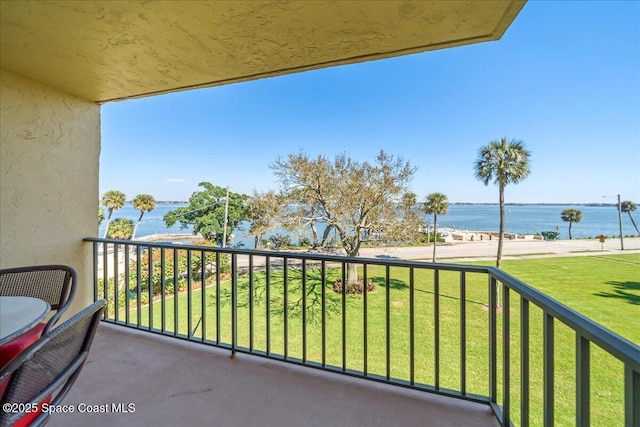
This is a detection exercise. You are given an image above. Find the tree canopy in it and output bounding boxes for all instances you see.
[101,189,126,238]
[164,182,248,245]
[272,150,416,283]
[132,193,156,239]
[245,190,283,248]
[107,218,134,240]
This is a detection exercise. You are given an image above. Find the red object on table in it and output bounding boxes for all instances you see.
[0,323,46,399]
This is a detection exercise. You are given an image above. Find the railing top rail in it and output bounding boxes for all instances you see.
[85,236,640,369]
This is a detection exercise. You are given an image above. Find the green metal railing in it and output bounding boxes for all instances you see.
[86,237,640,426]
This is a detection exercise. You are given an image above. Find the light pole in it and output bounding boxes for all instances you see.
[603,194,624,250]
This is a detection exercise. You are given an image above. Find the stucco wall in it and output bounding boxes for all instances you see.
[0,68,100,313]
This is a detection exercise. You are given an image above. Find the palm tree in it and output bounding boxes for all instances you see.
[107,218,134,240]
[474,138,531,268]
[98,206,105,225]
[561,208,582,239]
[424,192,449,262]
[132,194,156,239]
[621,201,640,235]
[101,190,126,238]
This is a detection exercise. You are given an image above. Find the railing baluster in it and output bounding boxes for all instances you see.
[124,244,130,325]
[187,250,192,338]
[410,267,415,387]
[93,241,99,305]
[113,243,119,323]
[460,271,466,395]
[576,333,590,427]
[363,264,368,376]
[284,256,289,360]
[521,297,530,427]
[173,248,178,336]
[503,284,510,426]
[386,264,391,381]
[161,248,166,333]
[148,246,154,331]
[342,262,347,372]
[489,276,497,402]
[434,268,440,389]
[321,260,326,368]
[215,251,221,344]
[266,255,271,355]
[544,312,555,426]
[249,255,254,352]
[200,249,206,342]
[102,242,108,320]
[625,365,639,427]
[231,253,237,356]
[302,259,307,363]
[136,248,142,327]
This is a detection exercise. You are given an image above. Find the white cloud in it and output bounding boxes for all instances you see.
[166,178,186,183]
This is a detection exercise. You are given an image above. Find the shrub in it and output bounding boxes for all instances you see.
[298,237,312,247]
[333,278,376,295]
[540,231,560,241]
[268,233,292,249]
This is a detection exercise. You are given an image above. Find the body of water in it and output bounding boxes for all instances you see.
[98,203,638,248]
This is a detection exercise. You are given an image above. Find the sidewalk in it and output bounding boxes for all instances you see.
[356,236,640,263]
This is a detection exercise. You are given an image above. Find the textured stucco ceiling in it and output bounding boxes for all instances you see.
[0,1,525,103]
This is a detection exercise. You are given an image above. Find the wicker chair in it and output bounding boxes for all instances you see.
[0,265,77,334]
[0,300,105,427]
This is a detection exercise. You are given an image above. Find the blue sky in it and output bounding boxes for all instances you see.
[100,1,639,204]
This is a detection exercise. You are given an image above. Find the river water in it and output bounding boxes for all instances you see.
[98,203,638,248]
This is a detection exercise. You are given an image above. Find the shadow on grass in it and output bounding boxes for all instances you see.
[374,277,485,306]
[594,281,640,305]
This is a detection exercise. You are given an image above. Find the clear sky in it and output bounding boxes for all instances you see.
[100,1,639,204]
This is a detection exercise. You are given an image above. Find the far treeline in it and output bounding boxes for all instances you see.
[99,138,639,278]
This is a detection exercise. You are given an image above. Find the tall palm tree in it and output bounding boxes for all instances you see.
[621,201,640,235]
[101,190,126,238]
[132,194,156,239]
[424,192,449,262]
[561,208,582,239]
[474,138,531,268]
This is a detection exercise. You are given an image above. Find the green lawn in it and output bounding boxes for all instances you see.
[115,253,639,427]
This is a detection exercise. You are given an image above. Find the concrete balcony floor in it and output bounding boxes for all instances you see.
[49,323,499,427]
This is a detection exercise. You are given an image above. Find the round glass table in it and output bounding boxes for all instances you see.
[0,296,50,346]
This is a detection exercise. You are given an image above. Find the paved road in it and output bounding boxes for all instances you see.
[355,236,640,262]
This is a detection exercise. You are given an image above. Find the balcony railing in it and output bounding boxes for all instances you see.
[85,237,639,427]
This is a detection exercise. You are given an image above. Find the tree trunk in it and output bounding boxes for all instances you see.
[497,185,505,269]
[103,210,113,238]
[569,222,573,239]
[346,262,358,285]
[627,212,640,235]
[310,220,319,247]
[254,235,261,249]
[320,224,333,248]
[131,211,144,240]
